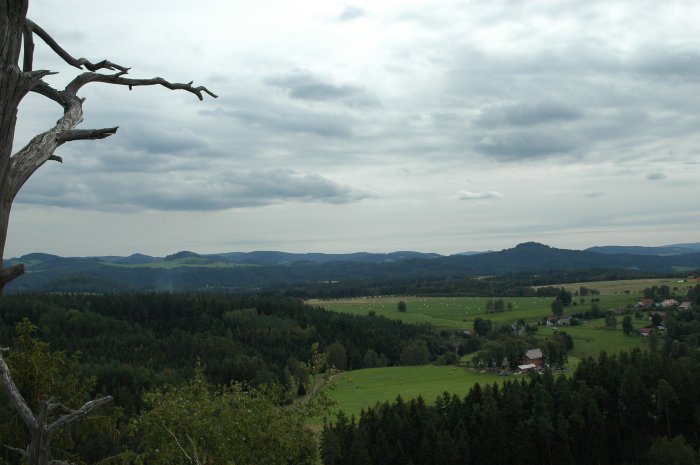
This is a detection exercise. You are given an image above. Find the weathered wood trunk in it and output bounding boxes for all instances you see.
[1,1,214,462]
[0,0,29,291]
[28,430,52,465]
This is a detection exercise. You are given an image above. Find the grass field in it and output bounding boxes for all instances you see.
[309,294,637,331]
[312,279,672,417]
[552,278,694,296]
[323,365,506,419]
[538,318,647,358]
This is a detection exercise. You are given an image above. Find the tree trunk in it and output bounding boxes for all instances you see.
[1,1,27,290]
[28,430,52,465]
[2,0,213,461]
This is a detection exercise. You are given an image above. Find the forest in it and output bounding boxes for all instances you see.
[0,283,697,463]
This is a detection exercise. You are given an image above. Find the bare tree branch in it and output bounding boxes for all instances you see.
[47,396,113,432]
[3,444,28,457]
[164,425,195,464]
[56,127,119,145]
[0,264,25,288]
[30,81,67,106]
[68,71,218,101]
[0,350,38,430]
[25,19,129,73]
[22,20,35,72]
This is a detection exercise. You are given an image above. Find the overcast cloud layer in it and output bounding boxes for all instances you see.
[7,0,699,257]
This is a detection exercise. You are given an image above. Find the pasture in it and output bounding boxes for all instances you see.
[324,365,505,419]
[538,318,647,358]
[310,294,636,330]
[554,277,694,296]
[312,278,676,418]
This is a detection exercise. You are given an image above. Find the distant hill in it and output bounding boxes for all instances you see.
[214,250,442,266]
[586,243,700,256]
[3,242,700,293]
[105,253,159,265]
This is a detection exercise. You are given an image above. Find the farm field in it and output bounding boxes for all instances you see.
[552,277,693,296]
[323,365,505,419]
[538,317,647,358]
[312,278,684,419]
[310,294,634,330]
[309,277,693,331]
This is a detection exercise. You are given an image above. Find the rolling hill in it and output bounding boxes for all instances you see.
[3,242,699,293]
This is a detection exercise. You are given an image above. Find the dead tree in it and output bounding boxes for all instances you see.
[0,0,216,292]
[0,1,215,463]
[0,348,112,465]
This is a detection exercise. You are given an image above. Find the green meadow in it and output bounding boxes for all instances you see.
[551,277,694,296]
[323,365,506,419]
[312,279,677,417]
[310,293,637,331]
[538,318,647,358]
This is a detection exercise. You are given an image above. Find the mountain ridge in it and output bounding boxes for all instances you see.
[3,242,700,293]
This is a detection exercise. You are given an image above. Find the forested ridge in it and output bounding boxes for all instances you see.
[0,293,446,416]
[5,243,699,294]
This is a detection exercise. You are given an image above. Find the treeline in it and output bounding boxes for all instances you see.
[0,293,450,415]
[322,349,700,465]
[279,269,668,298]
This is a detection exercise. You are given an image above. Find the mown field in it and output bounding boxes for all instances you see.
[552,277,693,296]
[309,294,633,330]
[309,278,691,331]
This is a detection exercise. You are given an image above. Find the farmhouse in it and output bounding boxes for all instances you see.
[638,327,653,337]
[521,348,544,367]
[660,299,679,308]
[636,299,653,309]
[679,301,692,310]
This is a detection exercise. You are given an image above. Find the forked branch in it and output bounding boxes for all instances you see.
[68,71,218,101]
[24,19,129,73]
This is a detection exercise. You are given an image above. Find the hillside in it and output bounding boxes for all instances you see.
[4,242,700,293]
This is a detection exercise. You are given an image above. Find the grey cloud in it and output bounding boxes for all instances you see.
[646,172,667,181]
[632,48,700,79]
[265,70,379,107]
[338,5,366,21]
[475,131,575,161]
[16,169,368,212]
[458,190,503,201]
[116,126,210,155]
[476,101,582,127]
[584,191,605,198]
[203,106,353,138]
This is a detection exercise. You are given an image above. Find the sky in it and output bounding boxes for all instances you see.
[6,0,700,257]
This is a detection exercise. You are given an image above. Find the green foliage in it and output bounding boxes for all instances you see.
[400,340,430,366]
[323,350,700,465]
[362,349,387,369]
[473,318,492,337]
[647,436,696,465]
[550,298,564,317]
[122,366,317,465]
[604,315,617,329]
[0,319,119,465]
[397,301,407,313]
[326,341,348,371]
[622,315,634,335]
